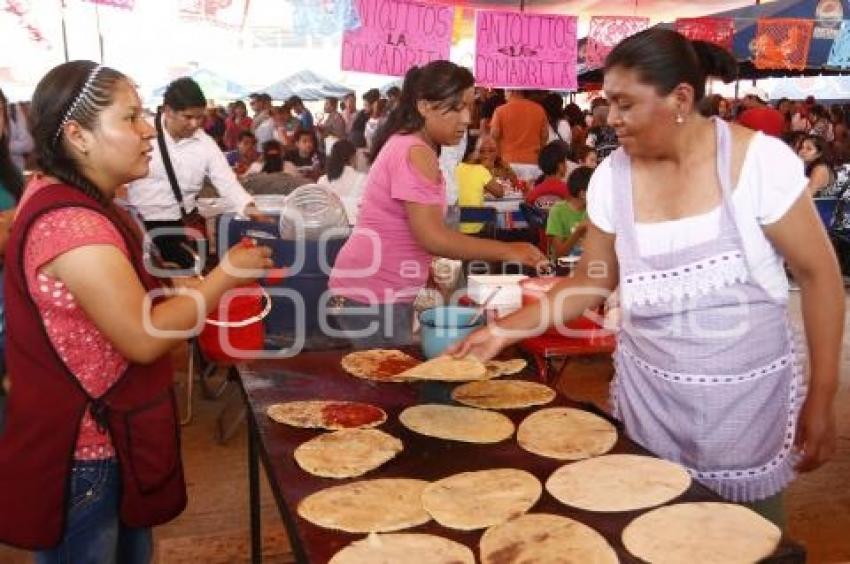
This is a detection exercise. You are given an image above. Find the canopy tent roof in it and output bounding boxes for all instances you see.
[380,78,403,95]
[261,70,353,101]
[151,68,249,101]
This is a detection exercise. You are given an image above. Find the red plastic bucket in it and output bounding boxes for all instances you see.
[198,284,271,363]
[520,277,603,336]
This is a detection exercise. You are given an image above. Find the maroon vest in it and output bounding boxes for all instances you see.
[0,183,186,549]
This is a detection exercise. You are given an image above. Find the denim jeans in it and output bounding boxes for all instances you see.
[330,297,415,349]
[35,458,152,564]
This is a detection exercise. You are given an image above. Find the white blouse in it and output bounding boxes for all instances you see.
[318,166,368,225]
[587,133,808,301]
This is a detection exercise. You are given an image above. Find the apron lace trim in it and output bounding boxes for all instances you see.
[621,251,748,307]
[619,345,793,386]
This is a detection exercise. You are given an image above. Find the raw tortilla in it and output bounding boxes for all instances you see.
[622,502,782,563]
[399,404,515,443]
[294,428,402,478]
[483,358,528,379]
[546,454,692,512]
[340,349,420,382]
[399,355,487,382]
[452,379,556,410]
[517,407,617,460]
[480,513,618,564]
[298,479,431,533]
[266,400,386,430]
[421,468,542,530]
[329,533,475,564]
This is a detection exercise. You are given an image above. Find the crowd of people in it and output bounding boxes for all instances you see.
[146,73,850,267]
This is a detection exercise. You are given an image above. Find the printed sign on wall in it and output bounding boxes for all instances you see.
[341,0,454,76]
[475,10,578,91]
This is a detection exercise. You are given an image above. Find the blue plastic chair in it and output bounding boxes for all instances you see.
[459,206,497,237]
[814,197,838,230]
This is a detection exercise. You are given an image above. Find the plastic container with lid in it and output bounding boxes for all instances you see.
[467,274,528,309]
[521,277,604,336]
[278,183,350,240]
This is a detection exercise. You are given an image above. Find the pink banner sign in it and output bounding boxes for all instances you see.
[341,0,454,77]
[3,0,48,44]
[82,0,134,9]
[475,10,577,91]
[178,0,246,28]
[586,16,649,69]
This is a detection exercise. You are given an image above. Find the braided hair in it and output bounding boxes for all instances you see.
[30,60,125,208]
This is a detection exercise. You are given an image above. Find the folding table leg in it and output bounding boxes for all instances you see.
[179,340,195,426]
[199,361,230,399]
[248,412,262,563]
[532,353,548,382]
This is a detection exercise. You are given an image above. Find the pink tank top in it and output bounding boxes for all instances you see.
[329,134,446,304]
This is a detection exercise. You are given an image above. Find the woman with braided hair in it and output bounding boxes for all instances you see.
[0,61,274,562]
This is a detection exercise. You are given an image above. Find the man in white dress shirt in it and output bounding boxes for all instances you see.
[250,92,275,146]
[128,77,259,268]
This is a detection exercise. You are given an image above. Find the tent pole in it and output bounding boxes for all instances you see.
[59,0,69,62]
[95,3,104,63]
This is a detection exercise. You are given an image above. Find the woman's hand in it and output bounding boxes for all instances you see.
[446,326,510,362]
[503,242,548,268]
[243,204,273,223]
[218,241,274,285]
[794,394,837,472]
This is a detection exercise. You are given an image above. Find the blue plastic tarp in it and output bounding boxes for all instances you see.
[261,70,353,101]
[151,68,249,100]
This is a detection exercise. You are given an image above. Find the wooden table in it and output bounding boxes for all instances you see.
[237,350,805,564]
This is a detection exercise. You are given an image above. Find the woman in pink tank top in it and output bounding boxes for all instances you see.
[329,61,547,348]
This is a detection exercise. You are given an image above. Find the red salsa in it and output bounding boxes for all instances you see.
[321,402,384,428]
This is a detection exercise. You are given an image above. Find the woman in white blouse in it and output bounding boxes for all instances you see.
[452,28,843,528]
[542,92,571,145]
[317,139,367,224]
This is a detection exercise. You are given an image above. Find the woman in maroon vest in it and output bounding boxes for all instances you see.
[0,61,274,562]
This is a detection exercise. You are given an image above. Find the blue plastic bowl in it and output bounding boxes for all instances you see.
[419,306,484,359]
